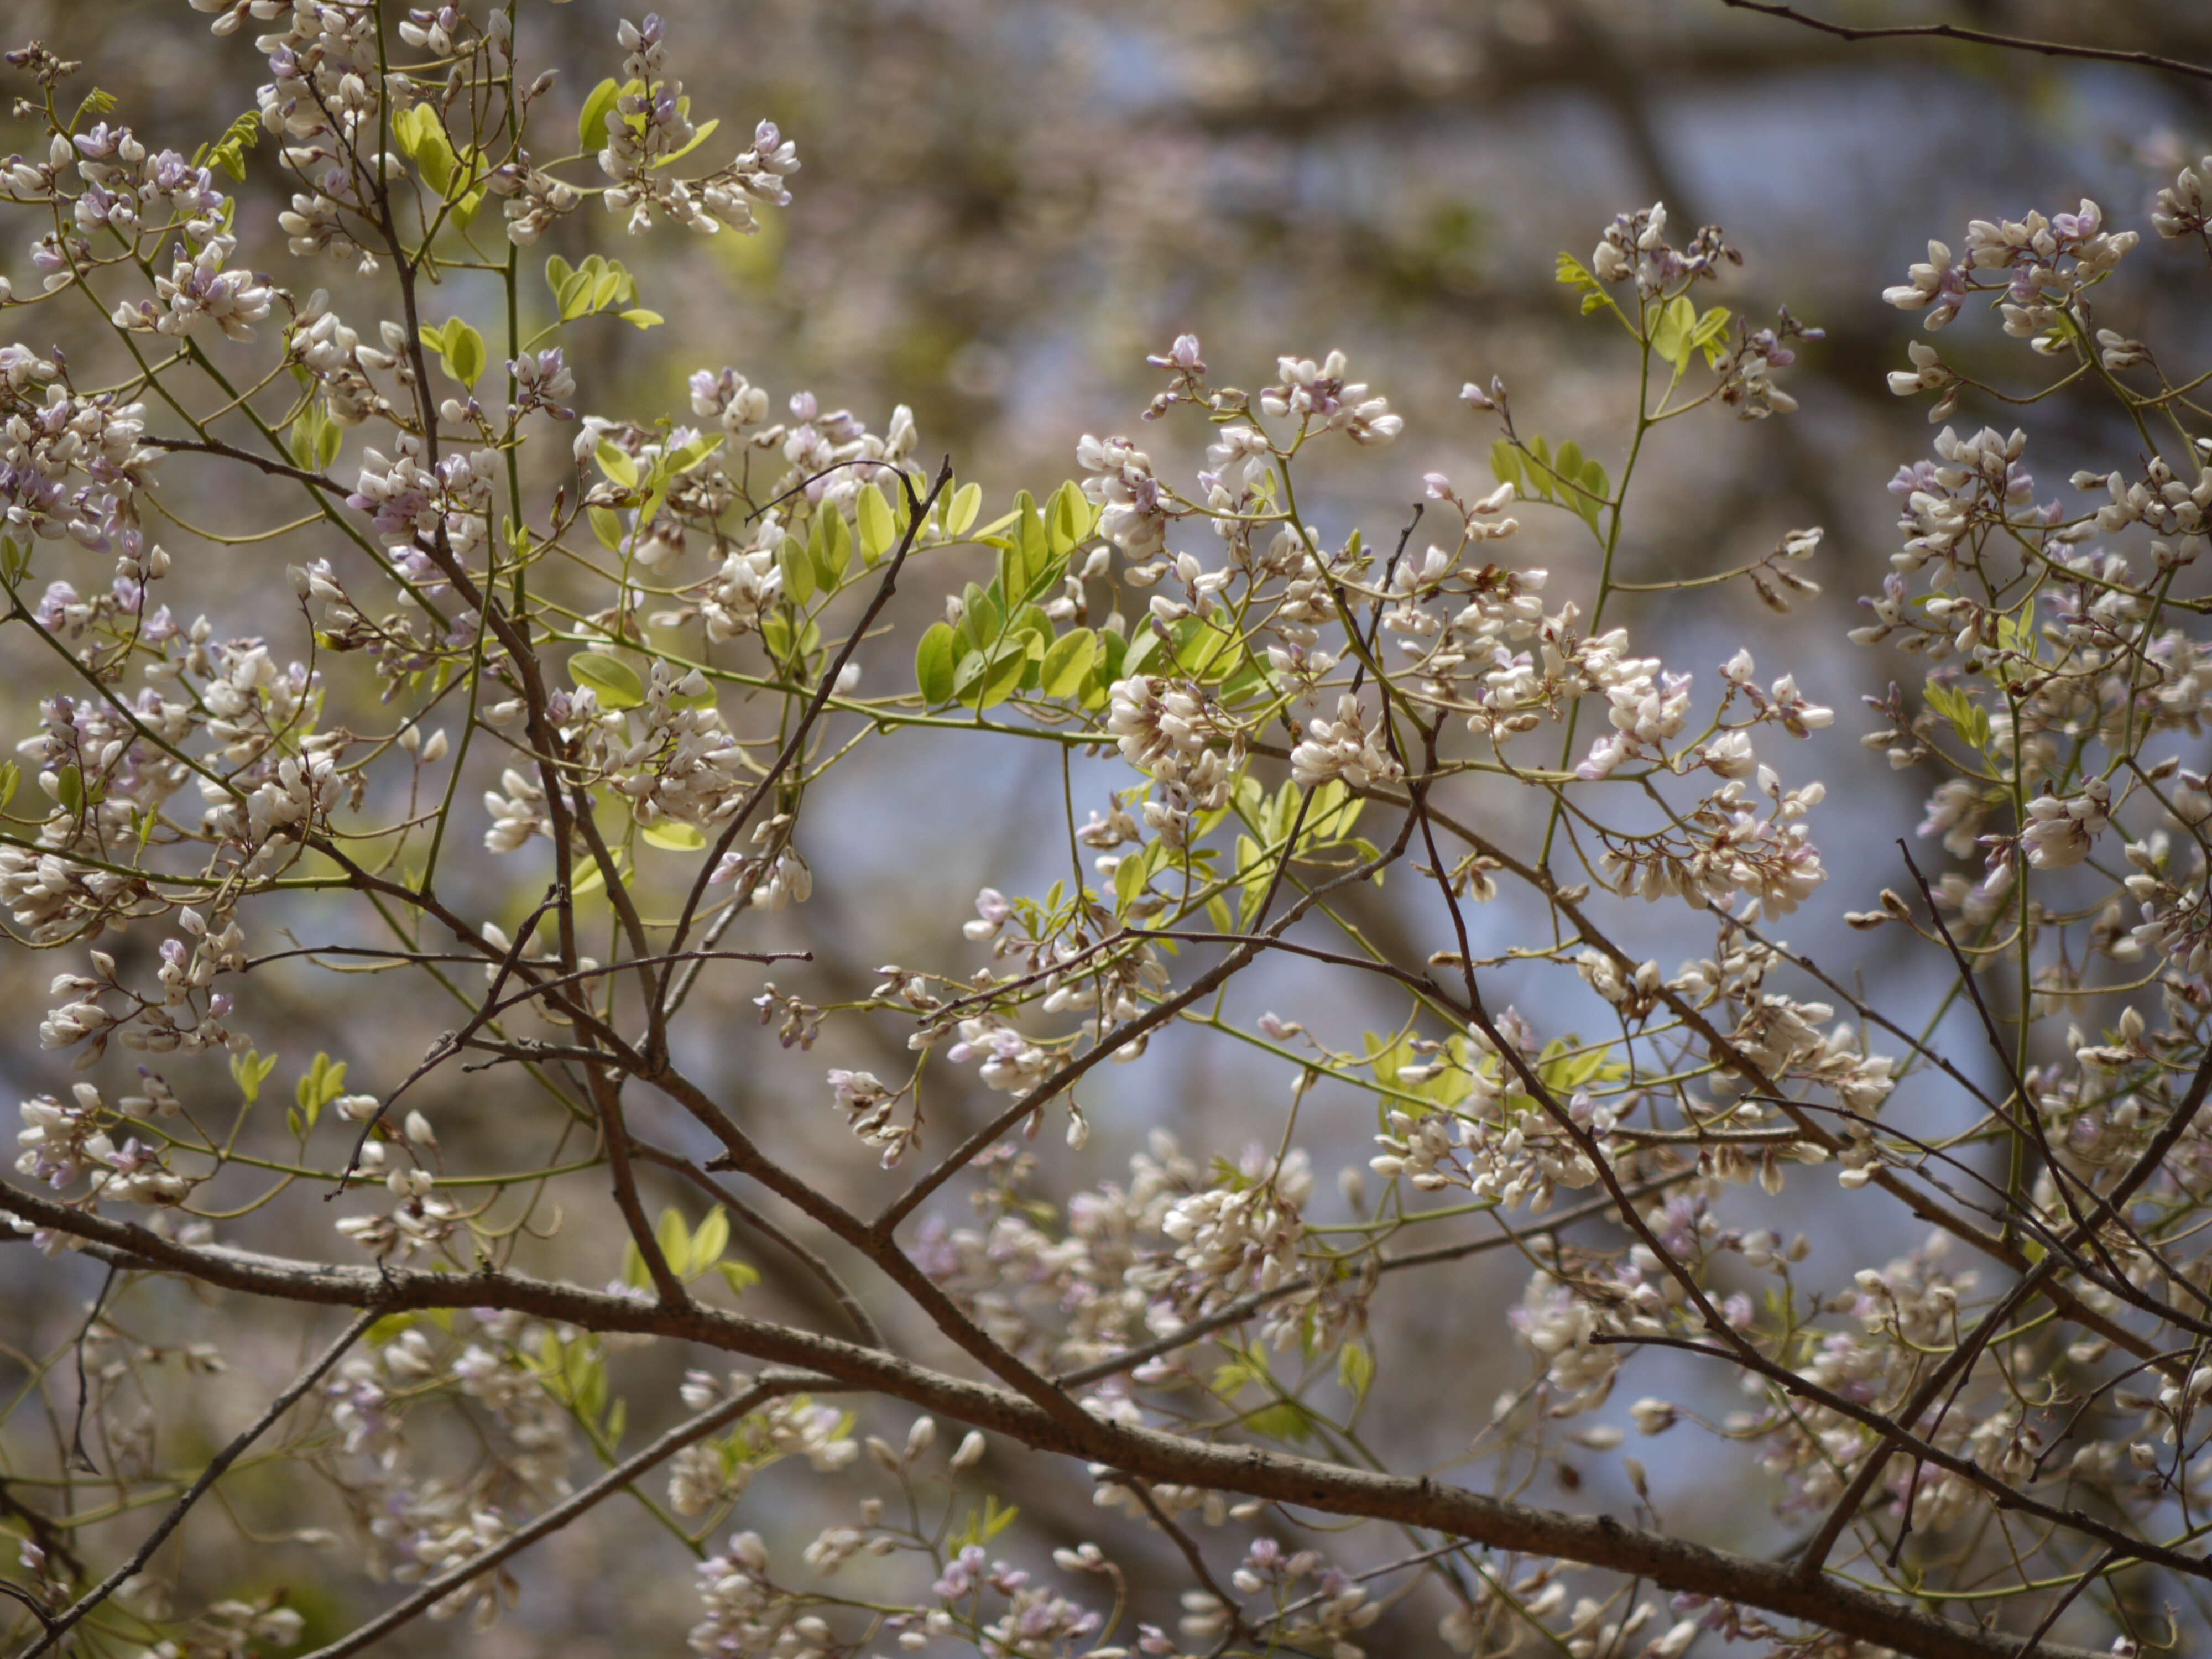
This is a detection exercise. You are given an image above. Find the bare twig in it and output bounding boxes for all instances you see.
[22,1308,380,1658]
[1716,0,2212,83]
[290,1372,822,1659]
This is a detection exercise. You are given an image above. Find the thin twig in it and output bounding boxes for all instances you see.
[66,1264,117,1475]
[1716,0,2212,83]
[1103,1473,1255,1647]
[22,1308,380,1658]
[290,1372,821,1659]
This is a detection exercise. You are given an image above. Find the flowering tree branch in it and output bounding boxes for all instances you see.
[0,1183,2122,1659]
[2,9,2209,1657]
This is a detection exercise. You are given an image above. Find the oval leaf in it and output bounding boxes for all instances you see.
[945,481,983,538]
[578,77,623,153]
[857,484,895,565]
[1040,628,1096,698]
[777,534,816,604]
[569,650,645,711]
[915,622,958,705]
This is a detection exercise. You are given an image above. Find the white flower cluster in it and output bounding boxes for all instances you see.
[110,235,272,341]
[1258,349,1404,445]
[1290,694,1401,790]
[1108,672,1245,834]
[1077,432,1170,559]
[17,1083,190,1206]
[599,17,799,237]
[1882,200,2137,339]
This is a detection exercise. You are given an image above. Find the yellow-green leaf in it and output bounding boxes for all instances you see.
[714,1259,760,1295]
[857,483,895,565]
[588,505,628,554]
[945,481,982,538]
[578,77,623,153]
[915,622,958,705]
[655,1205,691,1271]
[595,440,639,491]
[688,1206,729,1276]
[1039,628,1095,698]
[778,534,816,604]
[650,116,719,170]
[569,650,645,710]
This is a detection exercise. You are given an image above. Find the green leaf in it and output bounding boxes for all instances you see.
[1490,440,1526,498]
[596,440,639,491]
[1651,294,1697,369]
[945,481,983,538]
[857,484,895,565]
[200,110,260,181]
[449,321,485,385]
[714,1259,761,1296]
[559,267,598,320]
[588,505,628,554]
[759,612,822,667]
[655,1206,691,1273]
[915,622,959,705]
[1338,1340,1375,1404]
[641,820,706,851]
[1039,629,1096,698]
[955,642,1027,710]
[1120,625,1160,680]
[426,318,484,386]
[688,1207,729,1276]
[1173,616,1238,681]
[1554,251,1609,315]
[1114,841,1162,914]
[394,106,459,197]
[1364,1029,1408,1087]
[664,432,724,477]
[617,308,664,330]
[288,399,340,473]
[230,1047,280,1105]
[777,534,816,604]
[813,508,853,585]
[958,582,1001,653]
[1689,304,1734,368]
[649,116,719,169]
[1004,491,1062,603]
[578,77,623,153]
[569,651,646,711]
[294,1052,348,1128]
[1046,479,1091,556]
[999,491,1040,601]
[1247,1401,1314,1443]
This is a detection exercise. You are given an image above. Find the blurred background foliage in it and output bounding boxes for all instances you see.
[6,1,2212,1652]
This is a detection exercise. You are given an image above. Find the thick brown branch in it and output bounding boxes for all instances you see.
[0,1187,2118,1659]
